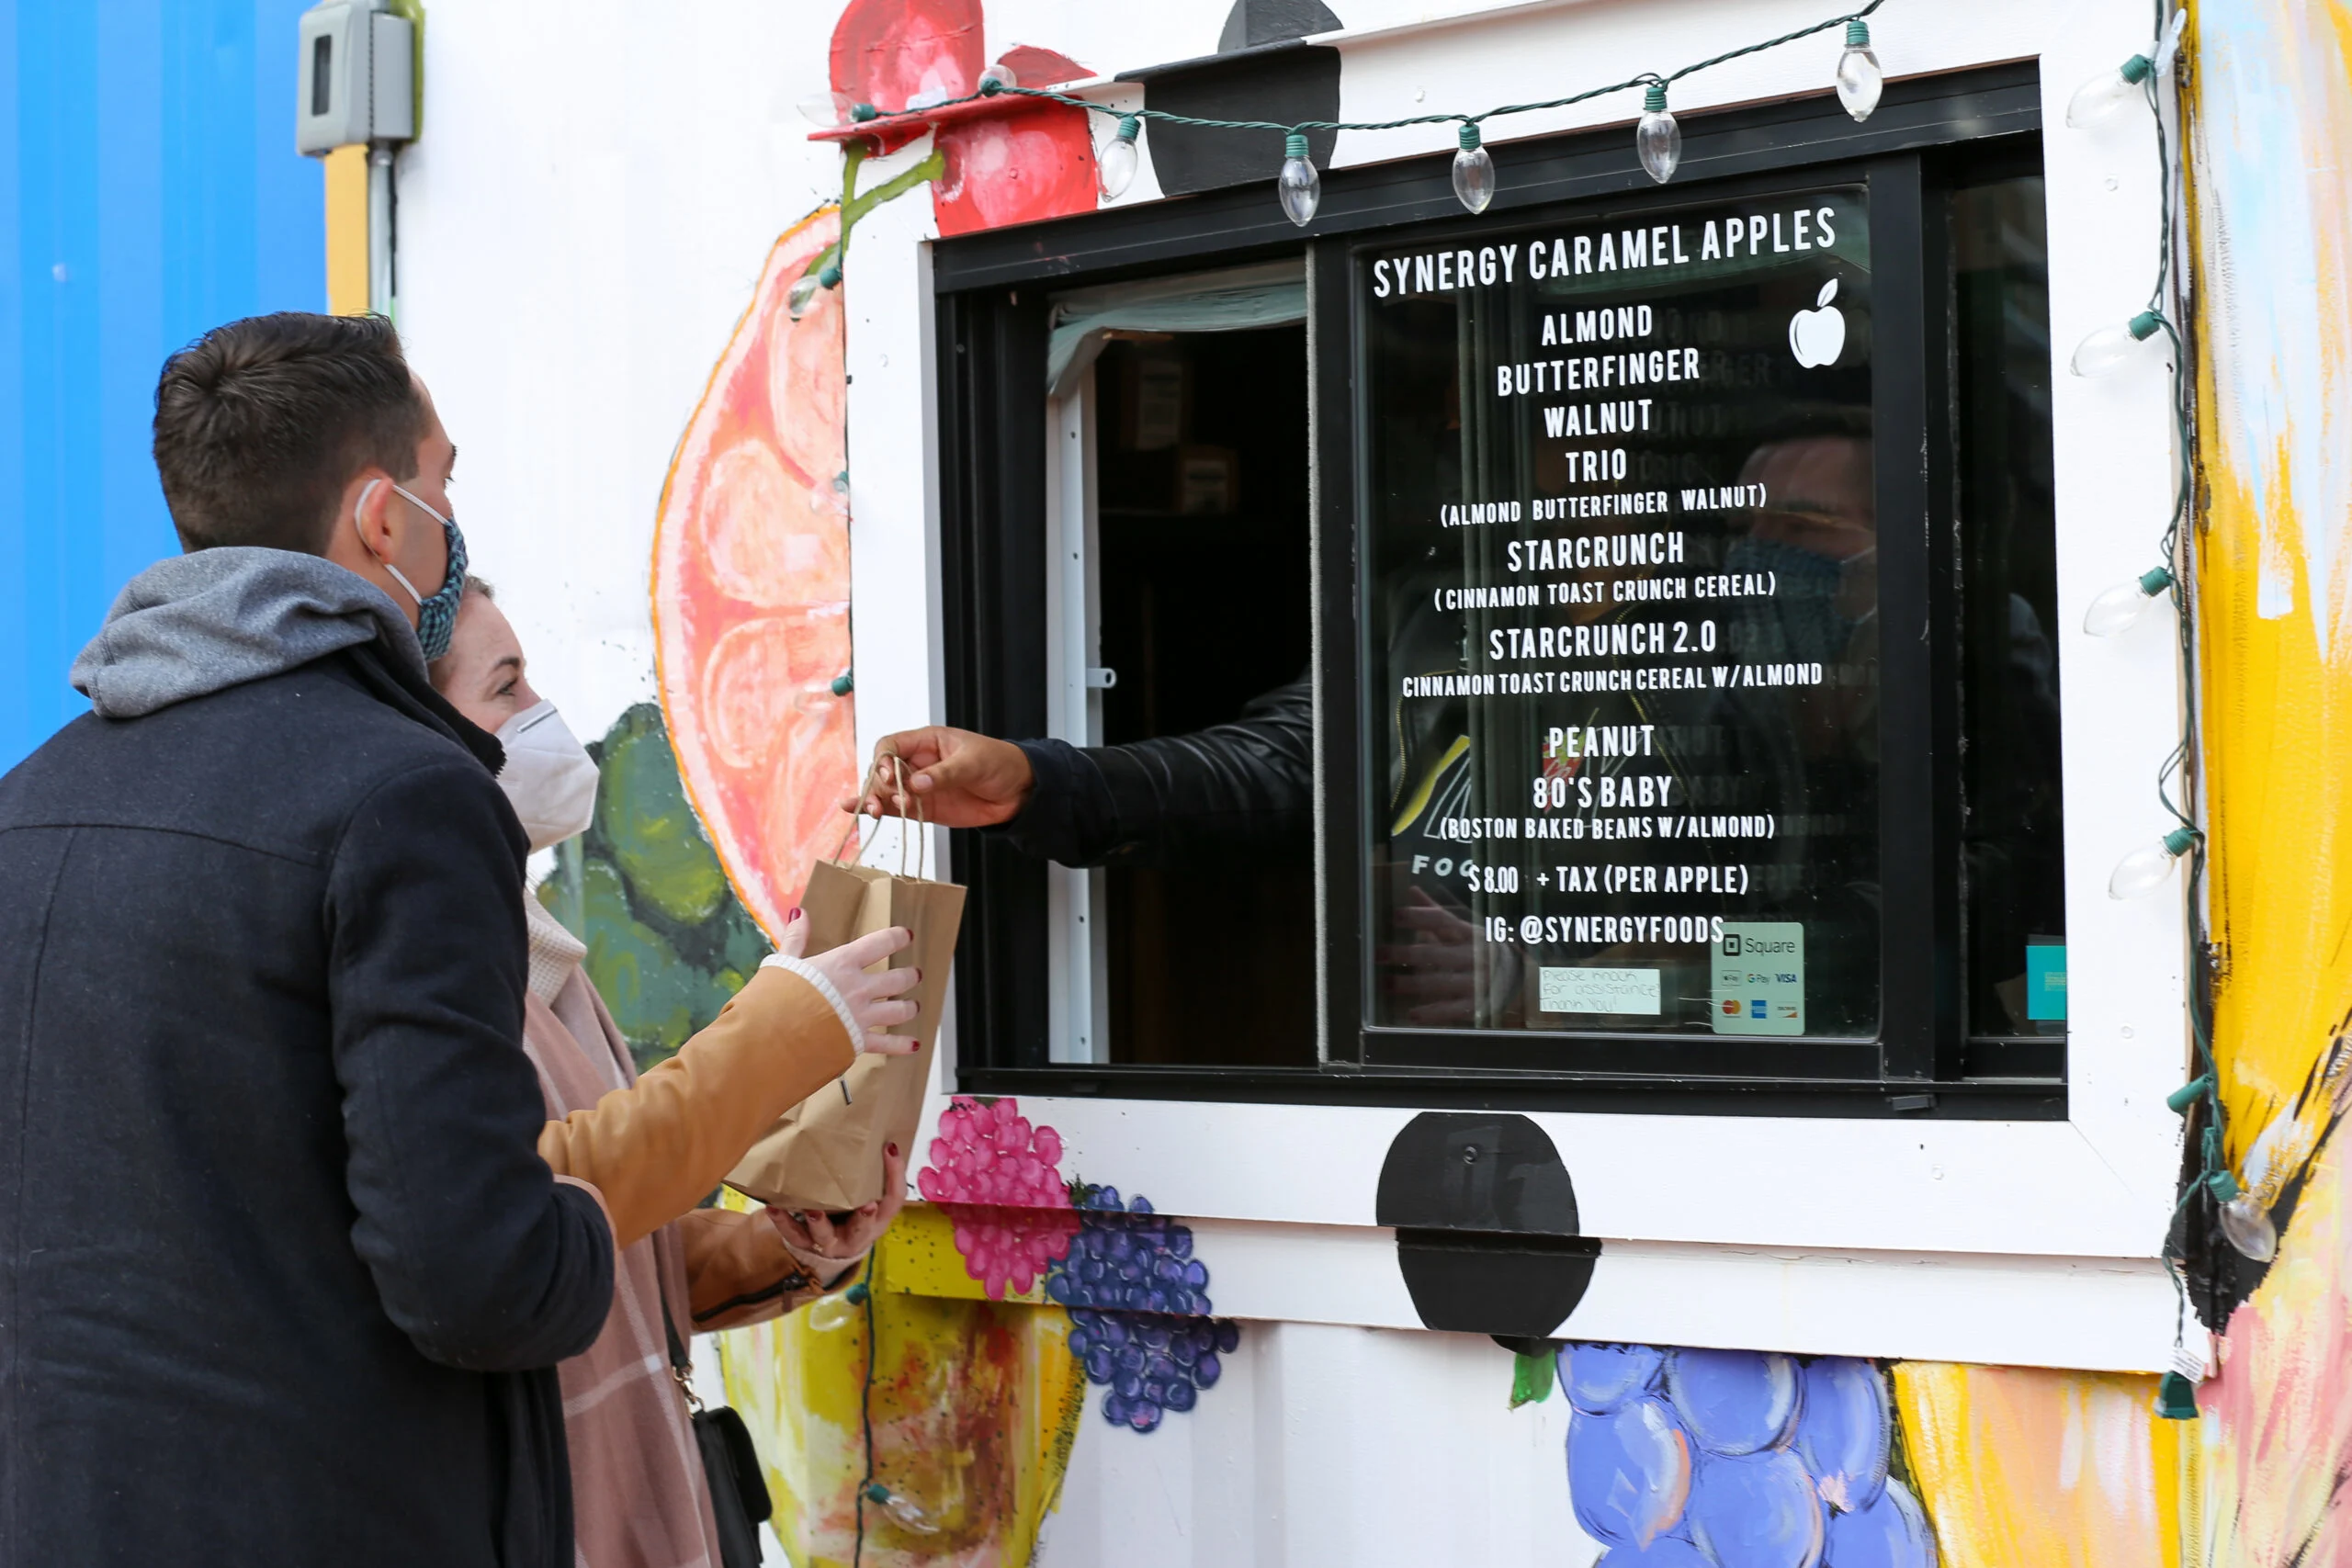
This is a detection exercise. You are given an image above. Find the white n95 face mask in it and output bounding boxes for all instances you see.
[495,699,601,852]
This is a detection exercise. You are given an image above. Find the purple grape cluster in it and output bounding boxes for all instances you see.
[1559,1343,1937,1568]
[1046,1185,1212,1315]
[1049,1184,1243,1433]
[1066,1309,1241,1432]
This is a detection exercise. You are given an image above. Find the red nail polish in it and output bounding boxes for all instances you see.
[887,1143,899,1157]
[788,907,803,920]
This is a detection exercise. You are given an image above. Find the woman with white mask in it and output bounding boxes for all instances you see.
[432,580,911,1568]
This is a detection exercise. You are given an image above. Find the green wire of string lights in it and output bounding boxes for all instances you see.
[2075,3,2238,1419]
[990,0,1894,208]
[975,0,1885,138]
[796,0,1894,284]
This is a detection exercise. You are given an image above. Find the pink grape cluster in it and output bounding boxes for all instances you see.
[916,1096,1080,1299]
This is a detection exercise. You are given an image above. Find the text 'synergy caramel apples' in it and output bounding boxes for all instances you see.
[652,209,852,940]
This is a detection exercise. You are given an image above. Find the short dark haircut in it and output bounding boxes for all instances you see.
[153,312,429,554]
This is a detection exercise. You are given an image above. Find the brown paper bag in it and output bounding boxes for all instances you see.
[724,781,965,1212]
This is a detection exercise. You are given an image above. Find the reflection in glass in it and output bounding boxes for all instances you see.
[1363,187,1881,1042]
[1951,174,2065,1042]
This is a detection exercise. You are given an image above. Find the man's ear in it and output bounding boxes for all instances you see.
[346,469,396,558]
[323,467,398,576]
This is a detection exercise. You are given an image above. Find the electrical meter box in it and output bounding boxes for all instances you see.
[296,0,414,155]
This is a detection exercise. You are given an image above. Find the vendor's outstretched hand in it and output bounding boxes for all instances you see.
[768,1140,910,1284]
[839,726,1035,829]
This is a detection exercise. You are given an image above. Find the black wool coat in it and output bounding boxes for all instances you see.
[0,643,614,1566]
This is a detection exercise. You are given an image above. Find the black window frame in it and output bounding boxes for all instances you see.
[936,59,2064,1120]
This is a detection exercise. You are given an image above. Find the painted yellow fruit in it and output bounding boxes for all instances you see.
[719,1202,1084,1567]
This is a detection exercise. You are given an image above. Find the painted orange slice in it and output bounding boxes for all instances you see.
[652,209,853,941]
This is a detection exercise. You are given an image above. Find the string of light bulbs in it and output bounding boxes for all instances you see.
[795,0,1894,308]
[844,1278,941,1562]
[2046,4,2242,1416]
[1029,0,1892,218]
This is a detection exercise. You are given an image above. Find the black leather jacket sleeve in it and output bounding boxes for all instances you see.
[997,673,1313,869]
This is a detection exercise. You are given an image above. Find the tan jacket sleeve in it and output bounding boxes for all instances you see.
[674,1207,867,1332]
[536,964,854,1251]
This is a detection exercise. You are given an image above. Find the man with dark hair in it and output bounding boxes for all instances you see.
[0,312,614,1567]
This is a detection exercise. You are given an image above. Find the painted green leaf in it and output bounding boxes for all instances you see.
[549,856,734,1068]
[1510,1348,1556,1409]
[594,704,731,925]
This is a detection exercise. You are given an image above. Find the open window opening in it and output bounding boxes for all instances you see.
[1049,324,1317,1067]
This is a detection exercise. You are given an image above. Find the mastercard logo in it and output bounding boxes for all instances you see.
[1721,998,1741,1015]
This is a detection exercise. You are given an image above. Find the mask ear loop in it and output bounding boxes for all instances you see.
[352,478,427,609]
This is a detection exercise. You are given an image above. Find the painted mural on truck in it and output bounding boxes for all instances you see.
[2177,1,2352,1563]
[508,0,2352,1562]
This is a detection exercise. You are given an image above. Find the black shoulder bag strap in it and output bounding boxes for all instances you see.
[663,1308,773,1568]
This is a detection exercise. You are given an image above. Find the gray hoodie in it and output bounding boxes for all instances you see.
[71,547,427,720]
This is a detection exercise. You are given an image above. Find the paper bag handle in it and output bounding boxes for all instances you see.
[839,751,932,881]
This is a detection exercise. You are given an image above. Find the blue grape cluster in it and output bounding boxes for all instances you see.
[1559,1343,1937,1568]
[1066,1310,1241,1432]
[1046,1185,1211,1315]
[1049,1184,1243,1433]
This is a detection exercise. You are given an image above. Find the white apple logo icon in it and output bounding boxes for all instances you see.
[1789,277,1847,368]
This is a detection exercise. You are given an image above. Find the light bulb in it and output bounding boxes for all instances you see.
[2109,826,2198,899]
[865,1483,940,1534]
[2070,310,2165,376]
[2220,1192,2278,1262]
[1836,20,1883,122]
[2085,567,2177,635]
[798,91,857,127]
[1099,115,1140,199]
[2066,52,2155,127]
[2153,8,2188,75]
[787,260,842,321]
[1635,83,1681,184]
[1452,122,1495,214]
[978,60,1018,93]
[806,1280,868,1331]
[1277,133,1320,227]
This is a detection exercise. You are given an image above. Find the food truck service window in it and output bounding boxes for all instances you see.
[937,66,2074,1118]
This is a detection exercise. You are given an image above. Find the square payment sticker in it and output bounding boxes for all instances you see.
[1711,922,1804,1035]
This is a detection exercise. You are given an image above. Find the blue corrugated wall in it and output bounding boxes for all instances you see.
[1,0,322,768]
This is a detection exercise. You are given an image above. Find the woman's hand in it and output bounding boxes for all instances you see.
[768,1141,910,1284]
[776,914,922,1054]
